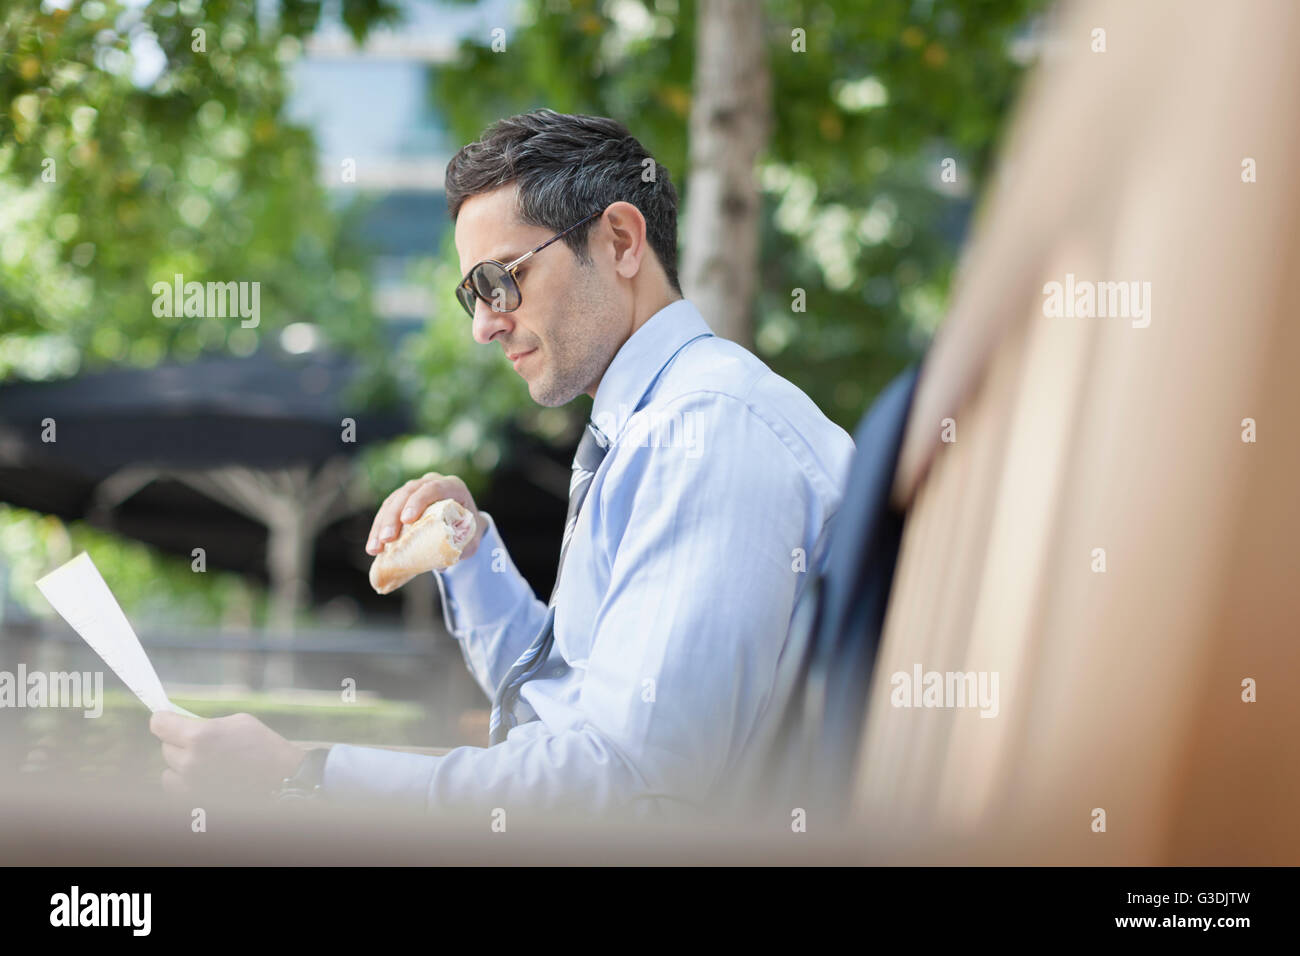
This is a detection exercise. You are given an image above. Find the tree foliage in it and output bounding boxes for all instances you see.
[0,0,399,408]
[0,0,402,624]
[429,0,1047,428]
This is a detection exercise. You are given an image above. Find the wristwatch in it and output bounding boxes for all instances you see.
[274,747,331,802]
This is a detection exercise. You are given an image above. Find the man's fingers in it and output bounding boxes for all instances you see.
[160,741,190,774]
[149,709,197,743]
[366,480,420,554]
[366,475,470,555]
[397,478,461,526]
[161,768,190,795]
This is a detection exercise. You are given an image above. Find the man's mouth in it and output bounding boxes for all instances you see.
[508,349,536,371]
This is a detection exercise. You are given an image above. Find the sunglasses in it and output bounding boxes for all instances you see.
[455,210,603,319]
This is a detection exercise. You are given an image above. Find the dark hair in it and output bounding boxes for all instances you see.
[445,109,681,293]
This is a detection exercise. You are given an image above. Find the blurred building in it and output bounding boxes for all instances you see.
[286,0,515,343]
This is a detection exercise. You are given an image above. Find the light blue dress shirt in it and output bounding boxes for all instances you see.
[323,298,856,821]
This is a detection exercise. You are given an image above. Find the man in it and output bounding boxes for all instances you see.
[151,110,855,823]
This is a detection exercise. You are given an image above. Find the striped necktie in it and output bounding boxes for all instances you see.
[488,419,610,745]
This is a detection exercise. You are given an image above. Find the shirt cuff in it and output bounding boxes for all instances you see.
[322,743,443,813]
[432,510,531,637]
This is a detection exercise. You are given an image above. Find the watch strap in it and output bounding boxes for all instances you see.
[276,746,331,800]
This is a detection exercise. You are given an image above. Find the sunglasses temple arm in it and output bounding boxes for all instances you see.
[503,250,536,271]
[524,210,601,261]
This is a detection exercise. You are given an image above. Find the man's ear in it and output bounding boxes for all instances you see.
[602,201,649,280]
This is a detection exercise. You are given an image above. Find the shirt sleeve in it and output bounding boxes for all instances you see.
[323,392,820,820]
[431,510,550,701]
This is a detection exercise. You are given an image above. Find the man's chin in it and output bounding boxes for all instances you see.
[529,374,580,408]
[530,387,568,408]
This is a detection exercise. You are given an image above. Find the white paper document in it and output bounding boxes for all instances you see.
[36,551,200,718]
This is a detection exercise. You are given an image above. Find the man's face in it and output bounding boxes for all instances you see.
[454,184,623,406]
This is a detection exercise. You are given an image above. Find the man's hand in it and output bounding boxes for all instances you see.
[365,471,486,560]
[149,711,305,799]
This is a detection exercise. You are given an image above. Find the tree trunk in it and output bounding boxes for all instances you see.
[680,0,771,349]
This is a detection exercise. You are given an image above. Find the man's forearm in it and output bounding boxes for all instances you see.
[321,725,671,822]
[434,511,550,699]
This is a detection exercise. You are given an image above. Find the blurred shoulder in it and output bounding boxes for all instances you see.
[648,333,856,492]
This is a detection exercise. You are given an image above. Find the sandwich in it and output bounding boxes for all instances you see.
[368,498,477,595]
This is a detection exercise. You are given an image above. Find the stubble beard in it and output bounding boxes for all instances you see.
[529,278,617,408]
[530,330,609,407]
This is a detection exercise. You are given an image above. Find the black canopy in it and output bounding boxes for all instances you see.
[0,347,412,623]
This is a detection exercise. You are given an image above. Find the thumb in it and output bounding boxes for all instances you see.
[149,709,187,740]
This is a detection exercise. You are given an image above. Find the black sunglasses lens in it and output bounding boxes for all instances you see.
[456,282,477,317]
[470,263,497,302]
[471,262,521,313]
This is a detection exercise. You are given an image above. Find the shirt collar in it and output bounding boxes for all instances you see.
[590,298,714,443]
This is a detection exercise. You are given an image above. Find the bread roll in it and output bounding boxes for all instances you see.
[368,498,477,595]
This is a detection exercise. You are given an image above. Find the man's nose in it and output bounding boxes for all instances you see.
[471,298,513,345]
